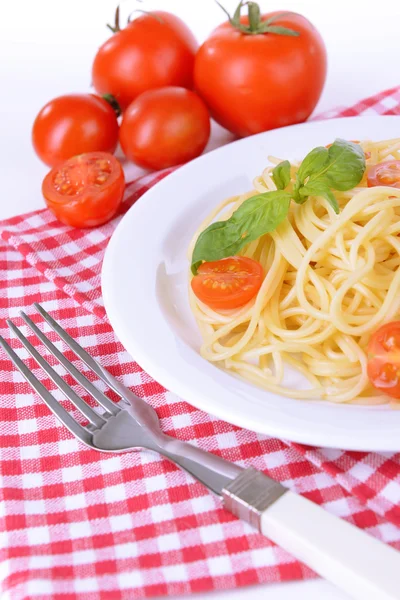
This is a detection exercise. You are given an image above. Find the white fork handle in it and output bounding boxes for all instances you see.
[223,469,400,600]
[261,491,399,600]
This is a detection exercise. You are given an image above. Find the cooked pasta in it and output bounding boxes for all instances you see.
[188,138,400,405]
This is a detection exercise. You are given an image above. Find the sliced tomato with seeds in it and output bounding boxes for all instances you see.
[191,256,263,310]
[367,321,400,398]
[367,160,400,189]
[42,151,125,228]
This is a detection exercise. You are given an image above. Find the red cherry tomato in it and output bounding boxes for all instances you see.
[367,161,400,189]
[42,152,125,228]
[119,87,210,170]
[92,11,198,110]
[191,256,264,310]
[32,94,119,167]
[194,5,327,137]
[367,322,400,398]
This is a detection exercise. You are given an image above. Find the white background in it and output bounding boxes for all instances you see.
[1,0,399,598]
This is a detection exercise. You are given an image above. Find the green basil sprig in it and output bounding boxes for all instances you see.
[191,139,365,274]
[292,138,366,212]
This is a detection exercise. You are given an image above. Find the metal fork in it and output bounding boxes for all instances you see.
[1,304,399,600]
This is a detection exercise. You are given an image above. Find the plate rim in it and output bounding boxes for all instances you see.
[102,115,400,451]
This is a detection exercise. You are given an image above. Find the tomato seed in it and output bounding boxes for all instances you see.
[97,159,111,171]
[381,174,396,184]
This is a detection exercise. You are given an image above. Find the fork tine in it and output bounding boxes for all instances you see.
[0,335,93,447]
[7,320,106,429]
[20,311,120,416]
[34,303,129,405]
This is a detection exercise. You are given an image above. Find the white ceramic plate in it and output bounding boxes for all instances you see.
[102,115,400,451]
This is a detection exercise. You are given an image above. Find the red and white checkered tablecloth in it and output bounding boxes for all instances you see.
[1,86,400,600]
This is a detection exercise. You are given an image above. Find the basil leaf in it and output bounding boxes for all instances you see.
[325,138,366,190]
[299,180,339,214]
[297,146,329,181]
[295,139,365,211]
[272,160,291,190]
[298,139,365,191]
[191,191,291,274]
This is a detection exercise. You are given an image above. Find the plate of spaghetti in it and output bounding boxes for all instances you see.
[103,115,400,450]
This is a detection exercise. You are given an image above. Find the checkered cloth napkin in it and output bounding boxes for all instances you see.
[1,86,400,600]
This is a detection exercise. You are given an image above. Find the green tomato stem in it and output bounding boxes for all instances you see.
[106,5,121,33]
[215,0,300,36]
[102,94,122,118]
[247,2,261,31]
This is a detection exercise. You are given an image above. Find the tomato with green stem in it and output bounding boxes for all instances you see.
[92,9,198,110]
[42,152,125,228]
[194,1,327,137]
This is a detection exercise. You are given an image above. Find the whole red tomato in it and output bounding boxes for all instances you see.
[32,94,119,167]
[194,3,327,137]
[92,11,198,110]
[119,87,210,170]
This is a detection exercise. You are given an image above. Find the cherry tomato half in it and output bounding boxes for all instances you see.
[32,94,119,167]
[191,256,263,310]
[119,87,210,170]
[367,321,400,398]
[42,152,125,228]
[367,161,400,189]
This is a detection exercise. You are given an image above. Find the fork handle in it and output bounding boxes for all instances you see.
[159,442,400,598]
[144,432,400,598]
[223,468,400,600]
[158,434,243,495]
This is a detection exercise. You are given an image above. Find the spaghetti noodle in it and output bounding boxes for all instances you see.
[188,138,400,404]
